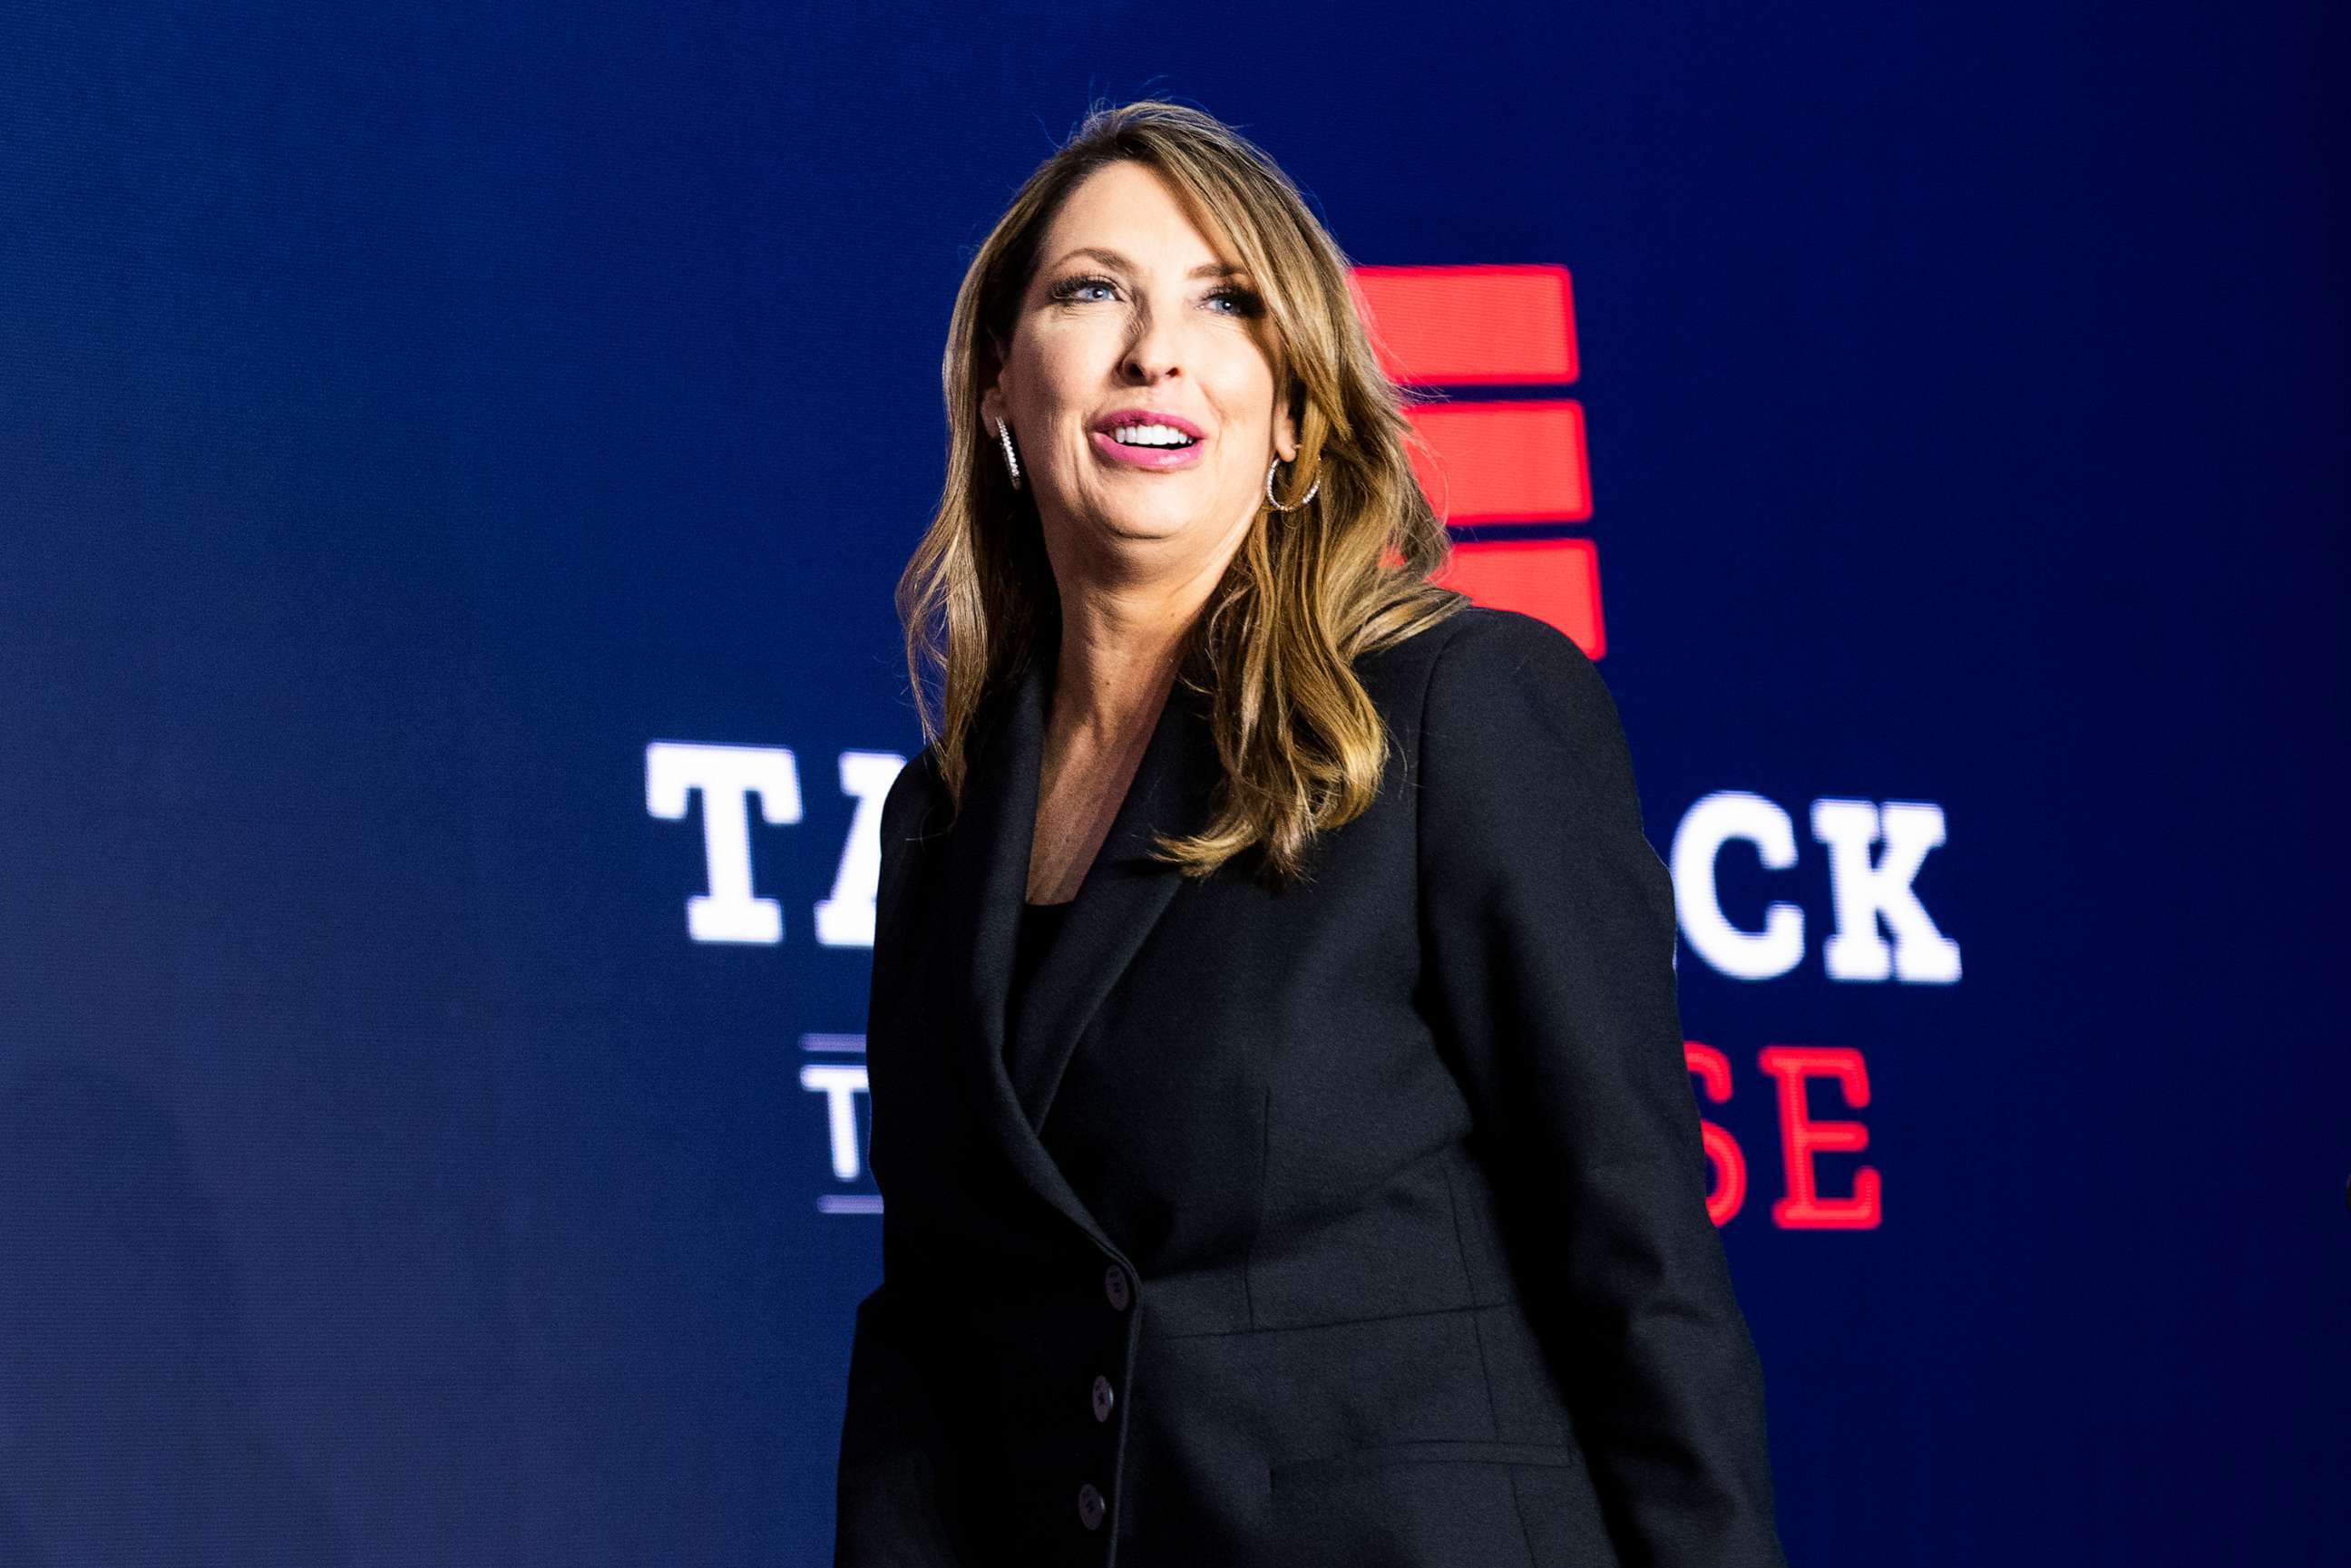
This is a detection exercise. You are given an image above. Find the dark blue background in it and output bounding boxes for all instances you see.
[3,3,2343,1563]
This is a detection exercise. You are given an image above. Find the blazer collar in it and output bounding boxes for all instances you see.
[936,624,1224,1252]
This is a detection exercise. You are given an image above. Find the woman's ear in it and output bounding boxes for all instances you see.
[1275,389,1302,463]
[980,357,1013,433]
[980,333,1013,427]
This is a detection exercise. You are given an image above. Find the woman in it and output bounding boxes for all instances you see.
[835,101,1787,1568]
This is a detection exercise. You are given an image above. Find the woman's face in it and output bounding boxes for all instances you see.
[982,161,1297,569]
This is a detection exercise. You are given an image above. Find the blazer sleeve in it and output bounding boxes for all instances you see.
[834,753,963,1568]
[1414,611,1789,1568]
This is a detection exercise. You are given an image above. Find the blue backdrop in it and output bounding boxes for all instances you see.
[3,3,2344,1563]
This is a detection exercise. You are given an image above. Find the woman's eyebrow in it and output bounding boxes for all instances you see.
[1048,246,1247,282]
[1049,246,1126,271]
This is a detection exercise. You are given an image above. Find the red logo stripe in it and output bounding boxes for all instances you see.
[1404,401,1592,524]
[1428,538,1605,658]
[1350,265,1578,386]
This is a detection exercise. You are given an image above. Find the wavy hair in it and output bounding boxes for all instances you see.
[899,99,1468,888]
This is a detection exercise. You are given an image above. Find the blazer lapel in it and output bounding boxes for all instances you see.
[937,633,1223,1248]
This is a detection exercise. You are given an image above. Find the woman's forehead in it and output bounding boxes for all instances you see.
[1039,163,1242,276]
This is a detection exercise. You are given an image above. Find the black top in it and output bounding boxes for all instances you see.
[1007,897,1074,1063]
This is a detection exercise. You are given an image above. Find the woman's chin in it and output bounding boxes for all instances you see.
[1085,501,1227,544]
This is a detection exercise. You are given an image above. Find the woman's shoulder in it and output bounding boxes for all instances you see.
[1399,604,1656,869]
[881,743,950,843]
[1359,601,1614,727]
[1390,603,1647,833]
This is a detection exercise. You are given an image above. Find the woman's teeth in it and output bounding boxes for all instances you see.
[1110,424,1196,447]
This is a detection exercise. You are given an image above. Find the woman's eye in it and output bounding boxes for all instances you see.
[1048,276,1261,316]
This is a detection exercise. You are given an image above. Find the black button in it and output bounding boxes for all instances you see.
[1078,1482,1107,1531]
[1102,1262,1131,1311]
[1090,1374,1115,1422]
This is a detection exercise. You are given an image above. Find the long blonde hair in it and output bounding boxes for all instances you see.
[901,99,1467,888]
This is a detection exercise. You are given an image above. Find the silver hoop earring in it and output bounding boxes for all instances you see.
[995,417,1023,491]
[1264,454,1320,513]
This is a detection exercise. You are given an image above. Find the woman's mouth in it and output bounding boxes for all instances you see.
[1090,414,1206,471]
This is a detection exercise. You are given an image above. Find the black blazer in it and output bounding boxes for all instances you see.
[834,604,1787,1568]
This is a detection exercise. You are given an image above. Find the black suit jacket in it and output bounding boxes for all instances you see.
[834,605,1787,1568]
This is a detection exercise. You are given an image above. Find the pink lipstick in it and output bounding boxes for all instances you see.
[1089,408,1207,471]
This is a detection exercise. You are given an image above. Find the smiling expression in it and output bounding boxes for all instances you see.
[982,161,1298,560]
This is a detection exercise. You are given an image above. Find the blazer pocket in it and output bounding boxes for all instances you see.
[1270,1438,1582,1486]
[1264,1441,1587,1568]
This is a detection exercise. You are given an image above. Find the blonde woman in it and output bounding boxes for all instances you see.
[835,100,1787,1568]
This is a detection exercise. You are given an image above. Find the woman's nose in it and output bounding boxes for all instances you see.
[1120,346,1180,384]
[1119,313,1183,384]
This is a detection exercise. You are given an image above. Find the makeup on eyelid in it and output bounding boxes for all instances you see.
[1047,274,1261,317]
